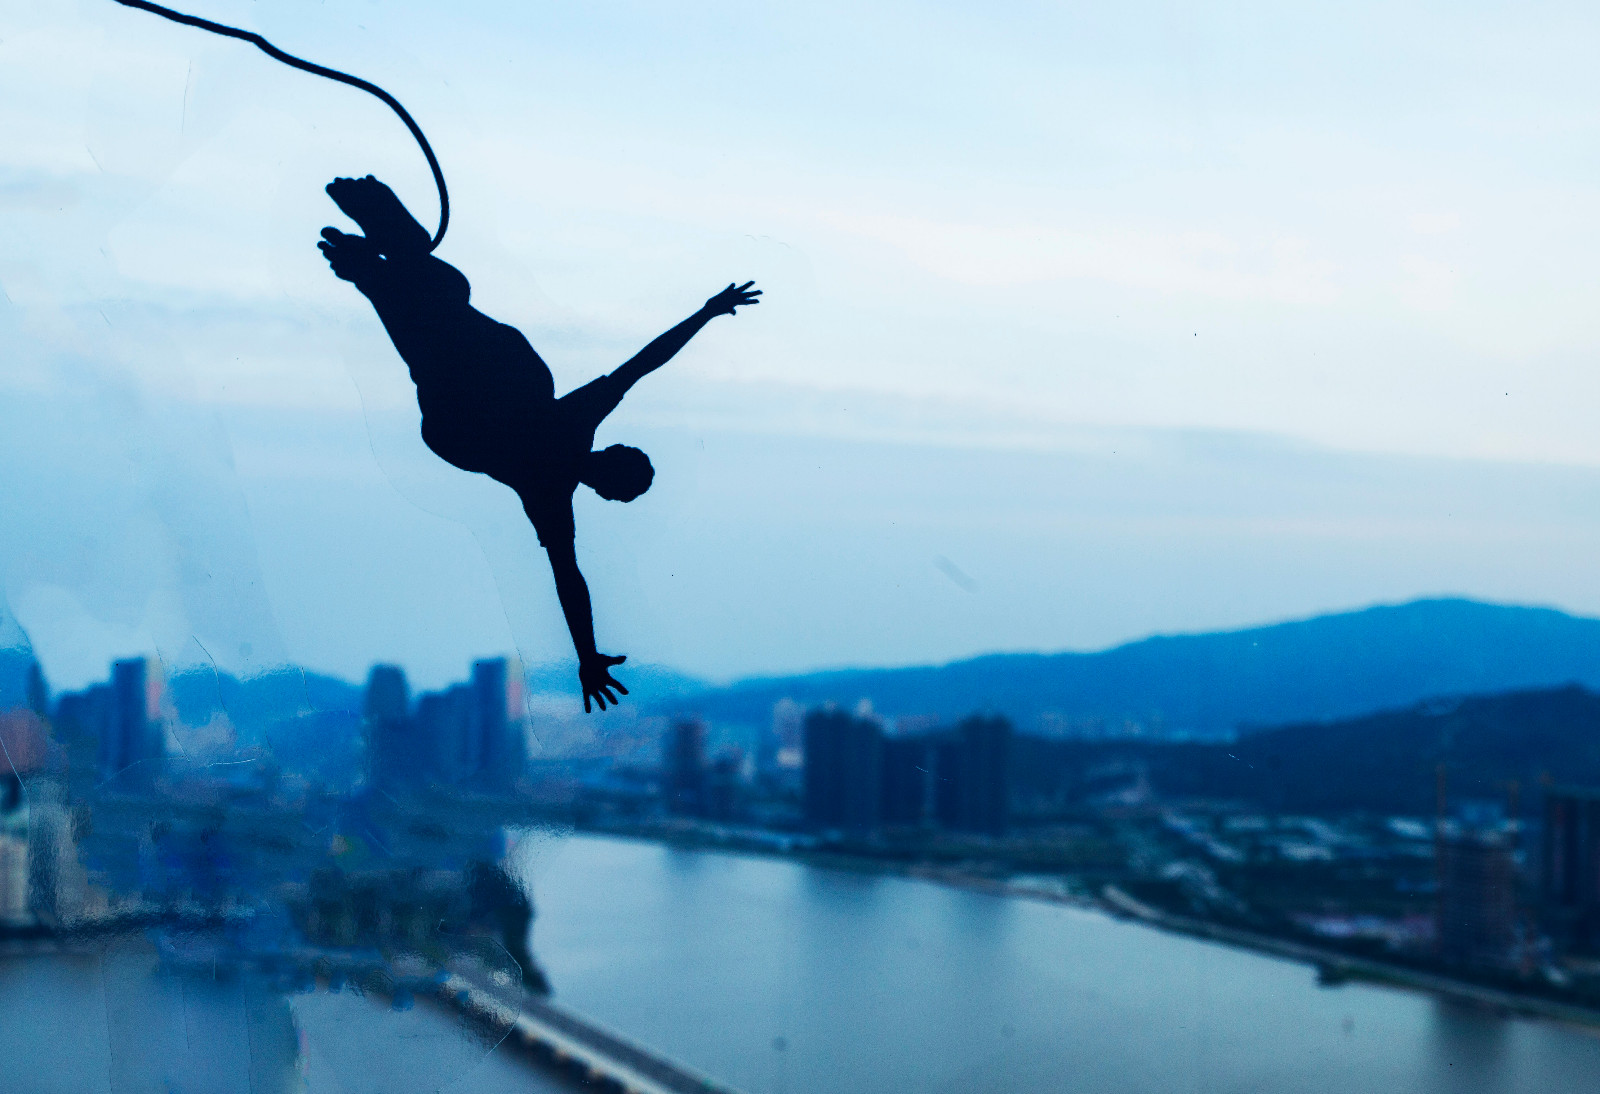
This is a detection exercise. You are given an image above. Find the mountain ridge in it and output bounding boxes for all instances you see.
[664,598,1600,737]
[13,597,1600,744]
[1012,683,1600,815]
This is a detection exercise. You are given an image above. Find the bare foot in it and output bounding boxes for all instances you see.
[325,175,431,256]
[317,227,382,282]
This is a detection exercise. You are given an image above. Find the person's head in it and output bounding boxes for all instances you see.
[582,444,654,502]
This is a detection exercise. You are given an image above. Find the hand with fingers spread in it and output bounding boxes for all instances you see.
[703,281,762,317]
[579,653,630,713]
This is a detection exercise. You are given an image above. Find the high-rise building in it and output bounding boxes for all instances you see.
[770,699,804,771]
[1543,785,1600,951]
[705,749,744,822]
[53,685,110,794]
[956,715,1011,836]
[367,665,410,722]
[48,657,166,791]
[364,664,418,790]
[410,658,527,792]
[417,684,475,785]
[102,658,164,778]
[923,716,1014,835]
[802,707,883,833]
[799,708,1014,836]
[931,734,963,829]
[473,658,526,790]
[1437,824,1518,967]
[664,719,708,816]
[880,734,933,827]
[798,707,1012,836]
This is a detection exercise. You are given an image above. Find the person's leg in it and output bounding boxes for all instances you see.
[319,222,471,371]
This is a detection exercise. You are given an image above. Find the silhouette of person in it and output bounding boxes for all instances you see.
[317,176,759,712]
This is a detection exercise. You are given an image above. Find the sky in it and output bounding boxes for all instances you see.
[5,0,1600,692]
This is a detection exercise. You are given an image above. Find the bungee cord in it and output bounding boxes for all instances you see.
[110,0,450,250]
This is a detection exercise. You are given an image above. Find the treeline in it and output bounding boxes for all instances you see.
[1012,685,1600,817]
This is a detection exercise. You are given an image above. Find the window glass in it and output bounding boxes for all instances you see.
[5,2,1600,1090]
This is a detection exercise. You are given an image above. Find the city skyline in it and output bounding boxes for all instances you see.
[11,588,1600,697]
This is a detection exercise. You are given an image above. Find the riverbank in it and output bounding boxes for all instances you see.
[1096,886,1600,1032]
[575,817,1600,1033]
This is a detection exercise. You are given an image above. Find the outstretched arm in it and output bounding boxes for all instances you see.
[545,540,629,712]
[612,282,761,392]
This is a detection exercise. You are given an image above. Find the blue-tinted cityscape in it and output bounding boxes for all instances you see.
[9,601,1600,1089]
[14,4,1600,1085]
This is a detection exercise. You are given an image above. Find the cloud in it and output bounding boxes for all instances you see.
[817,209,1342,304]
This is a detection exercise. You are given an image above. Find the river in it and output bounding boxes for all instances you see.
[516,833,1600,1094]
[4,832,1600,1092]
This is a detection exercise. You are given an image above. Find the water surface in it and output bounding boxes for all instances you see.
[0,943,568,1094]
[520,833,1600,1094]
[6,832,1599,1093]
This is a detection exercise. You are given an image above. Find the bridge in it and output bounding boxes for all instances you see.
[439,963,748,1094]
[5,930,749,1094]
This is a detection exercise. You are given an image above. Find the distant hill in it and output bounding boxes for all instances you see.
[165,667,361,741]
[164,667,365,781]
[0,647,38,713]
[1015,685,1600,816]
[671,599,1600,738]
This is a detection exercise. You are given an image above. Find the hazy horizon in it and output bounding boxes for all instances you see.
[8,591,1594,695]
